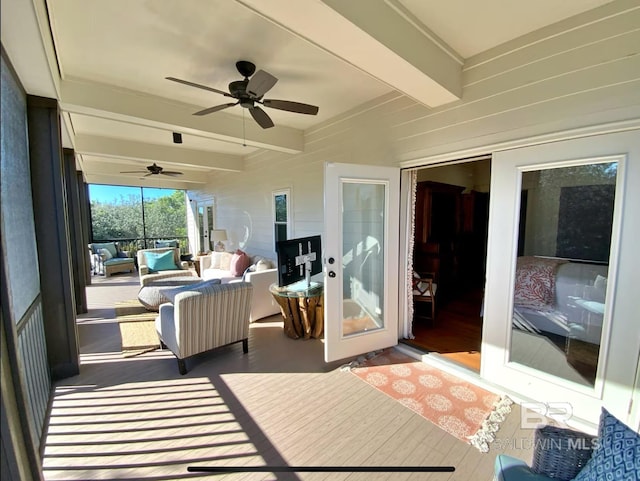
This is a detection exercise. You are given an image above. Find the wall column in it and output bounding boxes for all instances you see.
[27,95,79,380]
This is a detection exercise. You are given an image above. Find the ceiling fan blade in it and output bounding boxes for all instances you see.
[263,99,319,115]
[246,70,278,98]
[165,77,232,97]
[120,170,148,174]
[160,171,183,177]
[193,102,239,116]
[249,105,274,129]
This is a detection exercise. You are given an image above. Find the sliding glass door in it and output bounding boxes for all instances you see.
[482,130,640,425]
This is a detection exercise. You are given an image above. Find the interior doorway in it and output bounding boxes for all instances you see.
[403,157,491,372]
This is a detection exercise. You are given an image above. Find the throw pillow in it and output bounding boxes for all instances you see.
[230,250,251,277]
[219,252,233,271]
[99,248,113,261]
[210,251,223,269]
[93,242,118,258]
[256,259,271,271]
[573,408,640,481]
[514,256,567,311]
[160,279,221,303]
[145,251,178,272]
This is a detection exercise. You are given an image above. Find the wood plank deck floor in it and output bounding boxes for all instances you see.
[42,272,539,481]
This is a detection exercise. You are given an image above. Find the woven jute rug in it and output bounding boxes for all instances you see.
[348,348,512,452]
[115,300,160,357]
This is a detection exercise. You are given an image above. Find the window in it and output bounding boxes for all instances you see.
[273,189,291,247]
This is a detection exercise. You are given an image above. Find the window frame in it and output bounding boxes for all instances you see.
[272,188,292,248]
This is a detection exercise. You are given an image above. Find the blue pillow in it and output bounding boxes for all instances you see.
[160,279,221,303]
[573,408,639,481]
[145,251,178,272]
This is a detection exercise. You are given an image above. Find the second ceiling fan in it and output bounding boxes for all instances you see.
[166,60,319,129]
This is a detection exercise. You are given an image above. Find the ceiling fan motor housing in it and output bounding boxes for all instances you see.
[229,79,256,108]
[166,59,318,128]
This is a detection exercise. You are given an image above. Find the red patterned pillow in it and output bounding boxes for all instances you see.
[230,250,251,277]
[514,256,566,310]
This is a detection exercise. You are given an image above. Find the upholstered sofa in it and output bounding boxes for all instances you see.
[89,242,136,277]
[199,251,280,322]
[137,247,198,286]
[155,281,253,374]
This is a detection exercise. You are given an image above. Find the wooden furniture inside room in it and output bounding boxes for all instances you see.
[412,271,437,321]
[410,181,490,372]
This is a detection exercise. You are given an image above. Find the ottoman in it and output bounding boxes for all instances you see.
[137,276,204,311]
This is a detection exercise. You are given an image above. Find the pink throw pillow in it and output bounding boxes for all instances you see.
[230,250,251,277]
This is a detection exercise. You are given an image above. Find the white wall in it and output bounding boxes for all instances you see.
[192,1,640,261]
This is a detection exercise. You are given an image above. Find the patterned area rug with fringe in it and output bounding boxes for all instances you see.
[349,349,512,452]
[115,300,160,358]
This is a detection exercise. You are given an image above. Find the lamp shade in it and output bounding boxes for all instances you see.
[210,229,228,242]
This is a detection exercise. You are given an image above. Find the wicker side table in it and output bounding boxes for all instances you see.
[531,425,596,481]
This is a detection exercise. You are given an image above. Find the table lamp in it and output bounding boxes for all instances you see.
[210,229,228,252]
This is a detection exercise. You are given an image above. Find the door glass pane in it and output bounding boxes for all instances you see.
[510,162,616,387]
[275,194,287,222]
[275,223,287,243]
[342,182,385,337]
[206,205,214,250]
[198,206,205,253]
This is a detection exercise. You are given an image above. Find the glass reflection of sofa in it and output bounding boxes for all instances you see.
[512,256,608,346]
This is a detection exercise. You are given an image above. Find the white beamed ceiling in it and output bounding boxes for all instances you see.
[1,0,615,187]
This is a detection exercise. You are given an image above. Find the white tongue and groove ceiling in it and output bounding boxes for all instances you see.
[38,0,614,188]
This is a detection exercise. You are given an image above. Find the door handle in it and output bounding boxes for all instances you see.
[328,271,336,278]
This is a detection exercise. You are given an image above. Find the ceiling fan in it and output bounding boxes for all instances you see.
[166,60,319,129]
[120,163,183,177]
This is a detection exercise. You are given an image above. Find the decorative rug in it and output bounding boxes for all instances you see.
[115,300,160,357]
[349,349,513,452]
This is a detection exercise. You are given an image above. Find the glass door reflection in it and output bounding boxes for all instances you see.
[510,162,617,387]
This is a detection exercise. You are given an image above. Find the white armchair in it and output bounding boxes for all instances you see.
[155,282,253,374]
[137,247,196,286]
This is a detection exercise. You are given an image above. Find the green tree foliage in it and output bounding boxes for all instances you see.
[91,188,186,241]
[144,190,188,238]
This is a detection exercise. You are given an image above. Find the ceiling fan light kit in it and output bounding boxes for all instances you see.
[167,60,319,129]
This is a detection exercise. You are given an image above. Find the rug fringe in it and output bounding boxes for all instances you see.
[468,396,514,453]
[339,350,383,371]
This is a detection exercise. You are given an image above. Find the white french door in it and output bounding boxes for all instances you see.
[324,162,400,363]
[197,200,215,253]
[482,130,640,426]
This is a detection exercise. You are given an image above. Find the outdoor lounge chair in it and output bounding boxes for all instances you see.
[155,282,253,374]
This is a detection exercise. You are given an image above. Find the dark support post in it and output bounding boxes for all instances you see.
[27,95,79,380]
[63,149,88,314]
[78,178,92,286]
[242,338,248,354]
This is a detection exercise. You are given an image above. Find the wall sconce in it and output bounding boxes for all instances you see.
[210,229,228,252]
